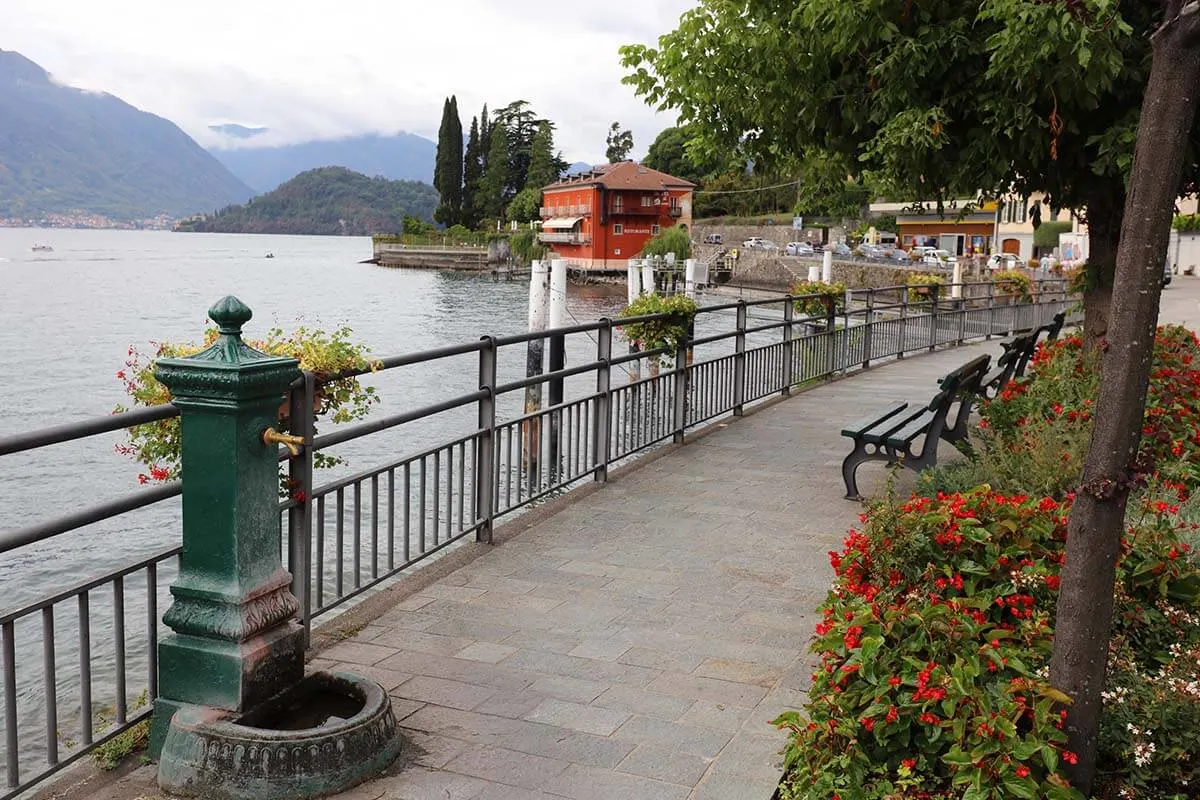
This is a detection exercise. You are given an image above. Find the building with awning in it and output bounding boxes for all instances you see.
[538,162,695,271]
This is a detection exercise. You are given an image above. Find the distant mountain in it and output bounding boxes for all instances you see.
[175,166,438,235]
[0,50,253,220]
[567,162,593,175]
[208,123,268,140]
[210,132,438,193]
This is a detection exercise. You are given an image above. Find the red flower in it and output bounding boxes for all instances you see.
[901,758,916,770]
[1015,765,1030,778]
[861,716,875,732]
[888,676,902,687]
[1062,750,1078,765]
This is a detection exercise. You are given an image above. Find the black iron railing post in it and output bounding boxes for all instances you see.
[287,372,315,646]
[781,298,794,395]
[897,289,908,359]
[957,286,967,345]
[987,281,996,338]
[862,290,875,369]
[476,336,497,542]
[593,321,612,482]
[929,284,940,352]
[733,301,748,416]
[672,319,689,443]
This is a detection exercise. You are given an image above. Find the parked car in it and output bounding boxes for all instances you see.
[703,233,724,245]
[859,245,885,260]
[742,237,767,249]
[923,249,958,268]
[1165,258,1173,287]
[890,248,912,263]
[785,241,815,256]
[987,253,1022,271]
[830,242,852,257]
[759,240,778,252]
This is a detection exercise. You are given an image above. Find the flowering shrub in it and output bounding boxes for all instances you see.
[115,325,379,484]
[790,280,847,319]
[992,269,1033,300]
[774,488,1200,800]
[616,293,698,355]
[906,273,946,304]
[982,325,1200,492]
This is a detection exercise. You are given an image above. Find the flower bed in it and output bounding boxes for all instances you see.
[775,325,1200,799]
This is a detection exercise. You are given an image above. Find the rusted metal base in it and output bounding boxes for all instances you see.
[157,671,401,800]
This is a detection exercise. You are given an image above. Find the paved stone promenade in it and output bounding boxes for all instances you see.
[79,340,1001,800]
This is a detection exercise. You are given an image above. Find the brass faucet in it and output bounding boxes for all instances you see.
[261,427,306,457]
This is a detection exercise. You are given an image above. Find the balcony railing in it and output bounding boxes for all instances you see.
[609,204,663,216]
[539,205,592,218]
[668,207,683,217]
[538,232,591,244]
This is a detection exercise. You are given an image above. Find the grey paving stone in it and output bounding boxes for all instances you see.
[523,698,631,736]
[677,701,757,733]
[612,715,734,759]
[545,764,692,800]
[618,646,707,673]
[590,685,696,721]
[565,639,632,662]
[319,640,399,666]
[444,745,570,790]
[617,743,712,788]
[370,628,478,656]
[645,673,769,709]
[393,675,498,711]
[327,662,413,692]
[692,658,785,689]
[454,641,518,663]
[527,675,611,704]
[375,650,535,692]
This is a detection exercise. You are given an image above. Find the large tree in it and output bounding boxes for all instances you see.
[479,123,511,222]
[642,124,722,184]
[526,120,567,190]
[461,115,483,228]
[605,121,634,163]
[621,1,1200,341]
[432,95,463,226]
[1050,2,1200,792]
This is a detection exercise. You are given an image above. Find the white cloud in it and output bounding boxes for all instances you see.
[4,0,694,163]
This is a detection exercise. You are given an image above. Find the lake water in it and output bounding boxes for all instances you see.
[0,228,639,781]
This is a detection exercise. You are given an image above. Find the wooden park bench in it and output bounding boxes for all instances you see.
[840,354,992,500]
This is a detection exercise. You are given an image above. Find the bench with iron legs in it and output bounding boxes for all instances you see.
[980,310,1067,400]
[840,354,992,500]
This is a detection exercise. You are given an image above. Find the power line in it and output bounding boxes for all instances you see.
[695,178,803,196]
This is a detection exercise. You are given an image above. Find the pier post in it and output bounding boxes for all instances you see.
[547,259,567,478]
[148,296,304,756]
[523,261,550,482]
[821,249,833,284]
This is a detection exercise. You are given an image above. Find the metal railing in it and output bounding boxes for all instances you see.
[538,232,591,245]
[0,280,1074,798]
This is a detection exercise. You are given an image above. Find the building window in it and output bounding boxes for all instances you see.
[651,224,661,235]
[614,224,624,235]
[642,194,655,207]
[613,196,624,213]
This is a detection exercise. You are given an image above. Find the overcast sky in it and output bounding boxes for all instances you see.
[6,0,695,163]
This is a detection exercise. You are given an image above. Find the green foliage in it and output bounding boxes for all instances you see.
[639,227,691,261]
[774,485,1200,800]
[402,215,437,236]
[1033,220,1073,249]
[506,187,542,224]
[1174,214,1200,233]
[906,273,946,303]
[90,692,151,770]
[526,120,565,189]
[479,124,511,221]
[461,116,484,229]
[643,124,723,184]
[616,293,698,355]
[620,0,1187,295]
[993,269,1034,300]
[433,95,464,226]
[115,325,380,487]
[176,167,437,236]
[694,167,797,219]
[508,228,547,265]
[790,280,846,319]
[605,121,634,163]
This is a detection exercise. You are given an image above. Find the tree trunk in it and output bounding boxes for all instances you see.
[1080,188,1123,347]
[1050,4,1200,794]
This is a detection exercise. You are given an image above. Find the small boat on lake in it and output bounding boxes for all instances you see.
[265,251,275,259]
[30,244,53,253]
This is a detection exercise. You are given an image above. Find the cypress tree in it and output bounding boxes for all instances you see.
[526,120,563,190]
[461,116,483,229]
[479,124,511,221]
[433,96,463,226]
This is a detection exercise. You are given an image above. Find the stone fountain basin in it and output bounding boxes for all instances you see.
[158,671,401,800]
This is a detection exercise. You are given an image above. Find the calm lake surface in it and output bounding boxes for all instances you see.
[0,228,638,775]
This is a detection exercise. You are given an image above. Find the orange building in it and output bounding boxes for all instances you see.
[538,162,695,271]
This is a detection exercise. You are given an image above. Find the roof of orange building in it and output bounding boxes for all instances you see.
[543,161,696,192]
